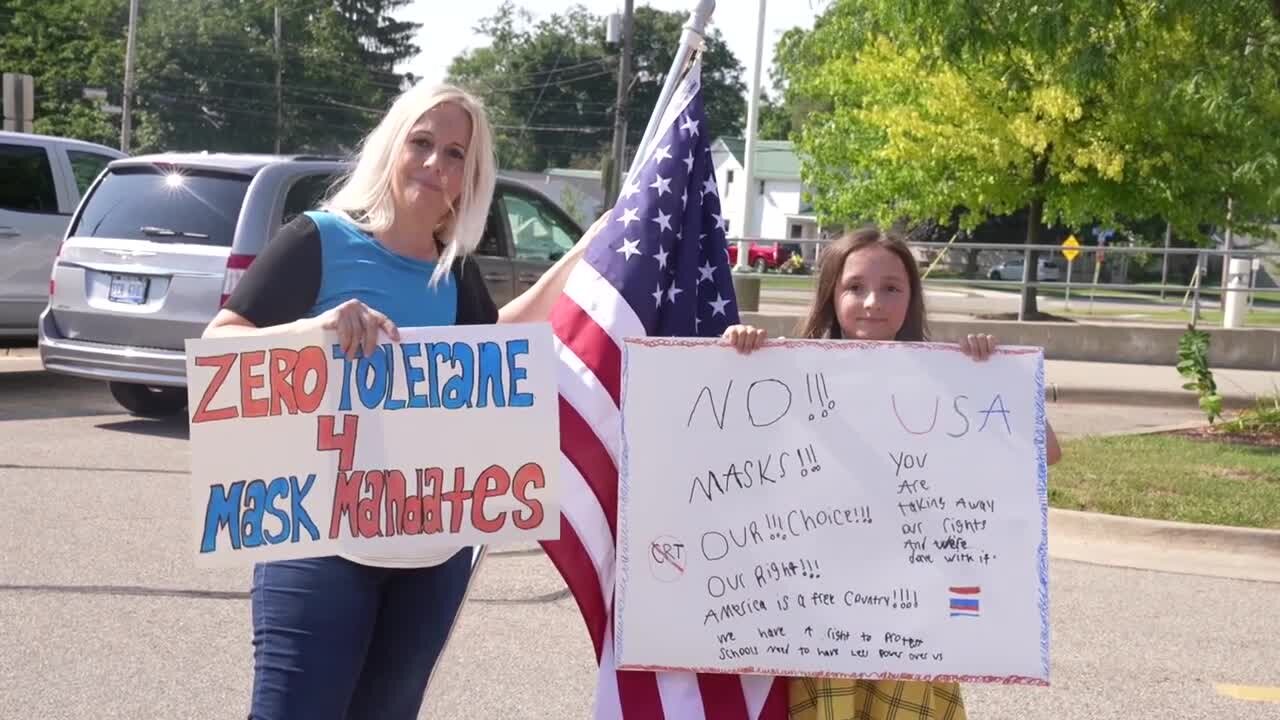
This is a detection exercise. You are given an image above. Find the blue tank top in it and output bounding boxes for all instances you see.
[304,210,458,328]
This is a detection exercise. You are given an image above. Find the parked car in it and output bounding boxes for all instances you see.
[39,152,584,417]
[988,257,1062,282]
[726,240,794,271]
[0,131,126,336]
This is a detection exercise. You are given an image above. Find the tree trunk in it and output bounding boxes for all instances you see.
[965,248,980,278]
[1020,195,1044,318]
[1020,152,1052,319]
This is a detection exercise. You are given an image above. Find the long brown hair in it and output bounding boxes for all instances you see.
[796,226,929,341]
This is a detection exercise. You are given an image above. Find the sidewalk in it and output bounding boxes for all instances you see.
[1046,359,1278,408]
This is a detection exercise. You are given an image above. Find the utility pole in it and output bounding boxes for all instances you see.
[736,0,766,270]
[606,0,634,209]
[120,0,139,153]
[275,2,283,154]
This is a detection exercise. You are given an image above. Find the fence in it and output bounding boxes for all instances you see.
[725,237,1280,327]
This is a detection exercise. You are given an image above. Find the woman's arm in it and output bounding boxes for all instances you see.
[498,213,609,325]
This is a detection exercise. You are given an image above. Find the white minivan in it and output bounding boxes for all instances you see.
[0,131,126,336]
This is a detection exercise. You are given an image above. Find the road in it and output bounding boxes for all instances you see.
[1,368,1276,719]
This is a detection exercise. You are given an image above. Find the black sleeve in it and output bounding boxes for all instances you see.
[224,215,322,328]
[454,254,499,325]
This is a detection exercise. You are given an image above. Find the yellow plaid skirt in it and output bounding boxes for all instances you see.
[788,678,967,720]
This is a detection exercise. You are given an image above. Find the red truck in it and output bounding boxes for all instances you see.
[726,241,794,271]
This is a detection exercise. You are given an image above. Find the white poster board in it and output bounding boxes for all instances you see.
[615,338,1050,685]
[185,323,560,567]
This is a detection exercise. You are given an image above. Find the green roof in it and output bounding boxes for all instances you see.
[715,138,801,180]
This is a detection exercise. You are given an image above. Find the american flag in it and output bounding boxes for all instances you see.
[539,61,789,719]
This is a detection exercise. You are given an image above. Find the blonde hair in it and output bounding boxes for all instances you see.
[324,83,496,286]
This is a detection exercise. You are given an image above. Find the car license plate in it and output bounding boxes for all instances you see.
[108,274,149,304]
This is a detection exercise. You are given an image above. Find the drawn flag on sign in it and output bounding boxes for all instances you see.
[949,586,982,617]
[538,58,788,719]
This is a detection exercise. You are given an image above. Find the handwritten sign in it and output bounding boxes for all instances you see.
[184,323,559,567]
[614,338,1050,685]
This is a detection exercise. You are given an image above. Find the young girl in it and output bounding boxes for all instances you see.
[722,226,1061,720]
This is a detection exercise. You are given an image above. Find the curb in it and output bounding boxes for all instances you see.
[1049,507,1280,557]
[1046,384,1261,409]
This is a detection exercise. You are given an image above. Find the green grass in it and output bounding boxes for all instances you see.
[1059,307,1280,327]
[1050,435,1280,529]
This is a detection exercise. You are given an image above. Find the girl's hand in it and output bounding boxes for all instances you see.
[722,324,768,354]
[310,299,399,358]
[959,333,997,362]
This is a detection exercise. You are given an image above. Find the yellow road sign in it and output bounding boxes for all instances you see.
[1061,235,1080,262]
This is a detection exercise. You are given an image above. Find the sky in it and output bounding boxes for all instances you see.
[396,0,823,96]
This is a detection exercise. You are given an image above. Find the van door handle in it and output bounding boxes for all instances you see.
[518,272,540,285]
[0,226,19,238]
[482,272,508,283]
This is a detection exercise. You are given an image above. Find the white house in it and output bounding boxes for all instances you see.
[709,138,820,258]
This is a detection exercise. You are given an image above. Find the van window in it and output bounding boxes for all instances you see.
[282,173,340,224]
[66,150,116,196]
[0,143,59,213]
[503,191,577,261]
[71,166,250,247]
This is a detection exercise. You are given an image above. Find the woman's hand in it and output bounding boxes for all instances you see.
[722,324,768,354]
[309,299,399,358]
[959,333,997,361]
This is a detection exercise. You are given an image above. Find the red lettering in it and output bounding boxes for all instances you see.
[329,470,363,538]
[512,462,546,530]
[383,470,407,537]
[444,467,471,534]
[294,346,327,413]
[317,415,359,471]
[268,349,299,416]
[418,467,444,535]
[400,471,423,534]
[471,465,511,533]
[239,350,268,418]
[358,470,384,538]
[191,354,239,423]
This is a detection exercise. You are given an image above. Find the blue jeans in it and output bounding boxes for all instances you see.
[248,549,474,720]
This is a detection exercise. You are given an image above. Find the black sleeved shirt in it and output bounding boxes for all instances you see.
[224,214,498,328]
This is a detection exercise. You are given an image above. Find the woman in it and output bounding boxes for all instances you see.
[203,83,596,720]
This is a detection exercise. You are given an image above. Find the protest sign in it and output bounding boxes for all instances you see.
[185,323,559,567]
[614,338,1050,685]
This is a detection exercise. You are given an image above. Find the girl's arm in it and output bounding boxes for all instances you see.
[1046,421,1063,465]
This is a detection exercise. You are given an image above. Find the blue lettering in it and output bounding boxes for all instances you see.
[356,346,387,409]
[402,343,428,408]
[979,394,1012,433]
[263,476,291,544]
[426,342,449,408]
[506,339,534,407]
[200,481,245,553]
[333,344,354,412]
[382,343,405,410]
[241,479,268,548]
[290,474,319,542]
[443,342,474,409]
[476,341,506,408]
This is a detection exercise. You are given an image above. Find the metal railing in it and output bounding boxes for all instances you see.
[725,237,1280,327]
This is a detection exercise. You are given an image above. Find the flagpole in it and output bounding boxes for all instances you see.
[630,0,716,178]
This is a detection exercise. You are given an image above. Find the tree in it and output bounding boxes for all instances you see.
[780,0,1280,317]
[0,0,128,148]
[130,0,420,155]
[446,2,747,173]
